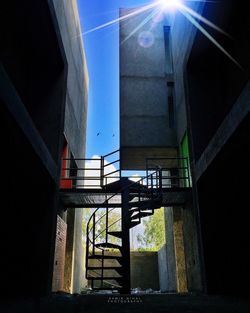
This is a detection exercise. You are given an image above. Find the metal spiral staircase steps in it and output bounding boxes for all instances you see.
[59,150,192,292]
[86,170,163,293]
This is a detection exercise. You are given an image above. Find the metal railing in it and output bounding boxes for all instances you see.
[85,168,163,289]
[61,150,120,188]
[60,150,191,190]
[146,157,191,188]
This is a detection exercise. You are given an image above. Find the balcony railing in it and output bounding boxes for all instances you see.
[60,150,191,189]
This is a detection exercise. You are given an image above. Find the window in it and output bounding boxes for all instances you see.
[167,81,175,128]
[164,26,173,74]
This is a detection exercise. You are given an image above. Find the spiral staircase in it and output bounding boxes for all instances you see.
[59,150,191,294]
[85,169,163,293]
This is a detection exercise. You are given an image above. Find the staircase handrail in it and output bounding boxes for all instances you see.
[86,168,162,247]
[85,167,162,290]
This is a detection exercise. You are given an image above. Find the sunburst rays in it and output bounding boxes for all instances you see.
[82,0,242,69]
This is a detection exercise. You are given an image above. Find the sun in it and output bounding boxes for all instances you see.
[82,0,241,69]
[159,0,182,11]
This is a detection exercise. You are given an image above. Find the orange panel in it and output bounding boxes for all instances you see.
[60,141,72,189]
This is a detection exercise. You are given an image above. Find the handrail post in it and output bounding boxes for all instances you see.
[146,158,149,188]
[100,156,104,188]
[159,168,162,192]
[105,207,108,243]
[85,224,89,279]
[101,249,104,288]
[150,174,153,199]
[93,213,96,255]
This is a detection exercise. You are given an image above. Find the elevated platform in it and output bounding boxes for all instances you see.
[60,187,192,208]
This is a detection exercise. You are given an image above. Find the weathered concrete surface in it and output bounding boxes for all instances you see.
[121,147,178,170]
[52,216,67,292]
[131,251,159,290]
[63,210,75,293]
[185,1,250,295]
[52,0,88,294]
[52,0,88,159]
[182,202,203,292]
[63,208,86,294]
[159,205,202,294]
[71,208,86,293]
[120,8,177,170]
[164,207,177,292]
[173,208,188,293]
[170,3,204,145]
[158,244,168,292]
[194,81,250,181]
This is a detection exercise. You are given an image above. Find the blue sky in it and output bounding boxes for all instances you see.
[77,0,152,158]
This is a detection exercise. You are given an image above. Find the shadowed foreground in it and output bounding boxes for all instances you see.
[1,293,250,313]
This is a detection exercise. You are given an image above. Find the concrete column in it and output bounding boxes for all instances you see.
[71,208,85,294]
[64,209,75,292]
[173,208,188,293]
[164,207,177,292]
[63,208,85,294]
[182,202,203,292]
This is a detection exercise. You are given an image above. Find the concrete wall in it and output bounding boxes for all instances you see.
[158,244,168,292]
[170,2,204,145]
[52,0,88,159]
[120,8,177,170]
[173,208,188,293]
[52,0,88,294]
[64,210,75,293]
[164,207,177,292]
[118,4,204,293]
[63,209,86,294]
[52,216,67,291]
[162,207,197,293]
[169,4,204,293]
[182,202,202,292]
[184,1,250,295]
[131,251,159,290]
[71,208,85,293]
[0,1,68,297]
[88,251,159,290]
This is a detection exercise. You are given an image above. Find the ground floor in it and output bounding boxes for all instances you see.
[1,293,250,313]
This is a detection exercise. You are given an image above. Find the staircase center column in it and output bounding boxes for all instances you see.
[121,177,131,294]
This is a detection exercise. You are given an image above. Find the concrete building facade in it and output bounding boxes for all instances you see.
[185,1,250,295]
[119,1,250,296]
[0,0,88,297]
[119,4,202,294]
[52,0,88,294]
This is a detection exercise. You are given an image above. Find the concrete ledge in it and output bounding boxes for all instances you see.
[194,80,250,181]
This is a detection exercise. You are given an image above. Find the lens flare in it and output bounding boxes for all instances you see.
[138,31,155,48]
[81,0,242,69]
[159,0,182,10]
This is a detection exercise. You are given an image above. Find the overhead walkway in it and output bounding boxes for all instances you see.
[59,150,192,293]
[60,150,192,208]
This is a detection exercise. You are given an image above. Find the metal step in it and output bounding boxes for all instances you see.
[95,243,122,250]
[87,266,122,270]
[108,231,123,239]
[87,266,124,276]
[131,211,154,221]
[89,276,123,281]
[129,199,161,209]
[88,255,123,263]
